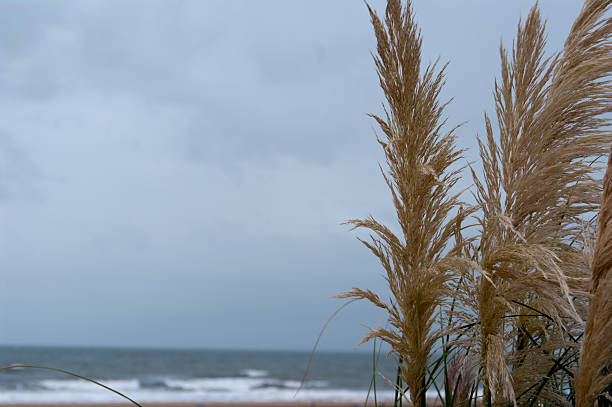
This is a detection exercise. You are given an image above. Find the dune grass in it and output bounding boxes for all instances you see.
[345,0,612,406]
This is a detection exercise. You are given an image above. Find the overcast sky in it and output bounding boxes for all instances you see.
[0,0,584,351]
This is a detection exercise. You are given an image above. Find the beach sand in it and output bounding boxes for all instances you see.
[0,404,371,407]
[0,404,375,407]
[0,404,374,406]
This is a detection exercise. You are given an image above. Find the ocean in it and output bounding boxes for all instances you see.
[0,345,400,403]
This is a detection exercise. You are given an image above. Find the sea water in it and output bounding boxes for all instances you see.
[0,345,405,403]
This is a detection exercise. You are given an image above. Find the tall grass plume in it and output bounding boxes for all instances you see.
[338,1,469,406]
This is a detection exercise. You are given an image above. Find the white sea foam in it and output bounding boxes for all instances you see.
[282,379,328,388]
[0,375,408,403]
[0,388,399,403]
[240,369,269,377]
[40,378,140,392]
[164,377,266,392]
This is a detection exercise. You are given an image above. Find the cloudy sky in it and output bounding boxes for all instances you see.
[0,1,583,351]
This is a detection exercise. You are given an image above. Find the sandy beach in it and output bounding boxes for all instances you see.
[0,404,364,407]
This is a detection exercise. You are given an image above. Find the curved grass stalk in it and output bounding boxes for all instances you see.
[0,364,142,407]
[296,298,358,396]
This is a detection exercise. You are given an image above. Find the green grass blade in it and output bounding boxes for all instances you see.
[373,338,378,407]
[394,358,403,407]
[365,337,376,407]
[427,364,444,405]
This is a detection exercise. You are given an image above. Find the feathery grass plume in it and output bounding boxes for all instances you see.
[576,146,612,407]
[462,1,612,405]
[337,1,468,406]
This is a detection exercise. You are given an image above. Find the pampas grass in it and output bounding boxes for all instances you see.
[576,146,612,406]
[343,0,612,406]
[464,1,612,405]
[337,1,468,406]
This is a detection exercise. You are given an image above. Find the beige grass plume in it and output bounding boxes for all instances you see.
[576,145,612,406]
[462,0,612,405]
[337,1,468,406]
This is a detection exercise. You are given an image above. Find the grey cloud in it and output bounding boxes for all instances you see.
[2,1,382,165]
[0,2,70,59]
[0,0,587,351]
[0,132,40,201]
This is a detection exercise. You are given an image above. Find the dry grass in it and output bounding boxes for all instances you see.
[343,0,612,406]
[462,0,612,405]
[576,147,612,406]
[337,1,469,406]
